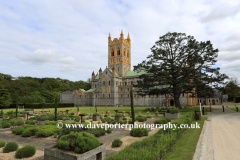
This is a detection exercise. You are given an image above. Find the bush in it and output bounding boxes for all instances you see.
[29,117,37,121]
[14,119,25,126]
[2,122,11,128]
[115,113,122,117]
[123,120,127,124]
[162,117,171,122]
[112,139,123,147]
[71,112,74,115]
[147,115,152,118]
[137,117,145,122]
[106,128,112,133]
[62,117,69,121]
[22,130,32,137]
[54,133,58,138]
[136,116,147,122]
[93,113,100,116]
[25,120,36,125]
[118,120,123,124]
[12,127,25,135]
[0,141,6,148]
[74,117,80,122]
[128,119,133,124]
[107,121,111,124]
[3,142,18,153]
[122,117,127,120]
[160,118,168,124]
[154,120,165,125]
[130,128,148,137]
[15,145,36,158]
[56,131,100,154]
[104,115,108,117]
[101,119,106,123]
[112,121,116,124]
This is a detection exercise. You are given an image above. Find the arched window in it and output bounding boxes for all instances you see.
[108,81,111,85]
[103,81,105,86]
[94,84,97,88]
[125,82,127,85]
[124,51,126,56]
[117,48,120,56]
[111,51,114,57]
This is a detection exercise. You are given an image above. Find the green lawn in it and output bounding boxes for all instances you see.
[1,106,212,116]
[162,117,207,160]
[228,107,239,112]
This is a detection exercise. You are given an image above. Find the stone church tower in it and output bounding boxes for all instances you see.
[108,30,131,77]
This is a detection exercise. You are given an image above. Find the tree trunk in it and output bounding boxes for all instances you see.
[130,86,135,123]
[174,95,182,109]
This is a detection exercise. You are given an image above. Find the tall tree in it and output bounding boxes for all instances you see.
[134,32,228,108]
[225,78,240,101]
[0,89,11,108]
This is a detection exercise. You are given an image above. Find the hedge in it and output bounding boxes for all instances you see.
[8,103,74,109]
[105,111,195,160]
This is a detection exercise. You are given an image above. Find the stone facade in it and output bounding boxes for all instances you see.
[60,31,218,107]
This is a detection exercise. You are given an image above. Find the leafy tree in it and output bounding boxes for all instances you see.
[134,32,228,108]
[225,78,240,101]
[0,89,11,108]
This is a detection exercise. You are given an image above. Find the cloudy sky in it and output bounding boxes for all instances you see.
[0,0,240,82]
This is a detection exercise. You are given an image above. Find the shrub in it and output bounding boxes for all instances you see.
[112,139,123,147]
[123,120,127,124]
[104,115,108,117]
[22,130,32,137]
[25,120,36,125]
[128,119,133,124]
[48,116,55,121]
[54,133,58,138]
[56,132,100,154]
[74,117,80,122]
[71,112,74,115]
[130,128,148,137]
[101,119,106,123]
[14,119,25,126]
[115,113,122,117]
[35,129,53,137]
[12,127,25,135]
[162,117,171,122]
[112,121,116,124]
[122,117,127,120]
[137,117,145,122]
[161,118,168,124]
[118,120,123,124]
[62,117,69,121]
[136,115,147,121]
[93,113,100,116]
[147,116,152,118]
[0,141,6,148]
[15,145,36,158]
[107,121,111,124]
[44,121,58,125]
[3,142,18,153]
[154,120,165,125]
[106,128,112,133]
[29,117,37,121]
[2,122,11,128]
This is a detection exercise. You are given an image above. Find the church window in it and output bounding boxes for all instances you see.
[182,93,184,97]
[200,99,201,102]
[131,81,133,85]
[127,94,129,98]
[79,95,81,98]
[209,99,210,102]
[109,81,111,85]
[127,51,129,58]
[217,99,218,102]
[156,95,159,98]
[149,95,151,98]
[109,94,111,98]
[85,95,87,98]
[141,95,143,98]
[120,82,122,85]
[125,82,127,85]
[117,49,120,55]
[96,94,97,98]
[118,67,120,71]
[134,94,136,98]
[127,88,130,91]
[103,94,105,98]
[106,71,108,75]
[103,81,105,86]
[121,94,123,98]
[116,81,118,85]
[124,51,126,56]
[111,51,114,57]
[94,84,97,88]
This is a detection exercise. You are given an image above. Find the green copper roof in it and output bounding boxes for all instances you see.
[109,69,119,76]
[95,74,99,79]
[84,88,97,92]
[124,70,148,77]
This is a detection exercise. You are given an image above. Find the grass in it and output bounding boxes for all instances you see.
[1,106,212,116]
[162,116,207,160]
[228,107,239,112]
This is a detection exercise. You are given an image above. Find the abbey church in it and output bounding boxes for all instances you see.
[60,31,222,106]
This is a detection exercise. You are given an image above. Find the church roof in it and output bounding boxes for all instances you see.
[124,70,147,77]
[109,69,119,76]
[95,74,99,79]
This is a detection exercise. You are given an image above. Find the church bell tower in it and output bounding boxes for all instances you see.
[108,30,131,77]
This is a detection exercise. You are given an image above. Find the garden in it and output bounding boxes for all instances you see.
[0,106,209,159]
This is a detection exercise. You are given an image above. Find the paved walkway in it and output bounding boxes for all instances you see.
[193,103,240,160]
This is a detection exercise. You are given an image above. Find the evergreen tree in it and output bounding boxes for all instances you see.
[134,32,228,108]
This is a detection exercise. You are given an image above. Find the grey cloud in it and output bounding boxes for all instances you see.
[201,4,240,23]
[219,42,240,51]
